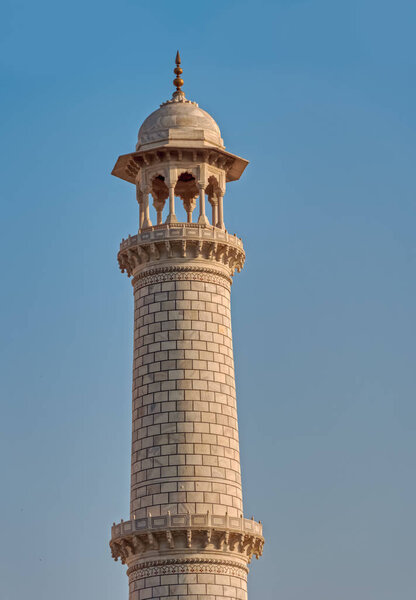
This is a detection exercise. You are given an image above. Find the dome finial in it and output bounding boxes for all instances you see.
[172,50,185,100]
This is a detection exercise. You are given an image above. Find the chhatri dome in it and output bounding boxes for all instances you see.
[112,50,249,230]
[136,52,224,151]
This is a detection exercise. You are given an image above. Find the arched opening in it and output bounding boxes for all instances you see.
[175,172,199,223]
[151,175,169,225]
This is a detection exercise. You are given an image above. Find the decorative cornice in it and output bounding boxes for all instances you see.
[110,513,264,566]
[118,224,245,279]
[112,146,248,185]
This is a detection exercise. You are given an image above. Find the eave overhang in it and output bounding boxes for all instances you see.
[111,146,249,184]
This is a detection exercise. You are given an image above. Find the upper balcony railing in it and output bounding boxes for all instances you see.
[120,222,243,252]
[111,512,263,540]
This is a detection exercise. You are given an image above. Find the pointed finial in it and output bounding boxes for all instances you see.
[173,50,184,95]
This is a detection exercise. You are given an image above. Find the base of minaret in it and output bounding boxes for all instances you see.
[111,514,263,600]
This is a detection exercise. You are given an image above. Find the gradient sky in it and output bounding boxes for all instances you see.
[1,1,415,599]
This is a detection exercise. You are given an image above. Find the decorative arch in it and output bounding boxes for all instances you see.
[175,171,199,223]
[150,174,169,225]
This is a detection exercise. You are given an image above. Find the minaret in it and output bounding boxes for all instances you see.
[110,53,264,600]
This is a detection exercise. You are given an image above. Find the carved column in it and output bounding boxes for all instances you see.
[165,185,177,223]
[152,197,165,225]
[141,186,152,229]
[217,192,225,230]
[183,196,196,223]
[209,195,218,228]
[197,183,209,225]
[136,185,144,230]
[166,169,178,224]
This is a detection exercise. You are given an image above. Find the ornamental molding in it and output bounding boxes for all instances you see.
[110,514,264,566]
[127,557,248,582]
[112,146,243,185]
[132,265,232,290]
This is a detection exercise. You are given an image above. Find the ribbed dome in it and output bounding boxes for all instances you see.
[136,98,224,151]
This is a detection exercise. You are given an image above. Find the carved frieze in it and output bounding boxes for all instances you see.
[128,557,249,583]
[132,265,232,290]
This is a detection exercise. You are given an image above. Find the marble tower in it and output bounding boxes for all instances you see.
[109,53,264,600]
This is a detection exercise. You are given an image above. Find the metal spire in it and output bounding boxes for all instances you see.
[173,50,184,95]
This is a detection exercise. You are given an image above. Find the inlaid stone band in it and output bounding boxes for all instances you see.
[128,558,249,580]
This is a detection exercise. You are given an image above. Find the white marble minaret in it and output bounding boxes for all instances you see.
[110,52,264,600]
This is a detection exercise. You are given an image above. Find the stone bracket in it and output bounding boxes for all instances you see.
[110,513,264,566]
[118,224,245,278]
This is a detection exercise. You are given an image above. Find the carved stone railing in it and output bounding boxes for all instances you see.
[110,513,264,565]
[120,223,243,251]
[118,223,245,278]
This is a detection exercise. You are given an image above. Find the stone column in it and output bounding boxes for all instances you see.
[183,197,196,223]
[197,184,210,225]
[136,185,144,230]
[141,188,152,229]
[165,185,178,224]
[153,198,165,225]
[210,196,218,228]
[217,193,224,230]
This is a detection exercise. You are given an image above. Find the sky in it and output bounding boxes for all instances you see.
[0,0,415,598]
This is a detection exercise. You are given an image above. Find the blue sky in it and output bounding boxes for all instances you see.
[0,1,415,598]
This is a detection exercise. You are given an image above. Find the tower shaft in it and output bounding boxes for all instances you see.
[130,265,242,521]
[111,225,263,599]
[109,56,263,600]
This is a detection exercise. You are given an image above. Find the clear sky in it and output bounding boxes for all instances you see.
[1,1,415,598]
